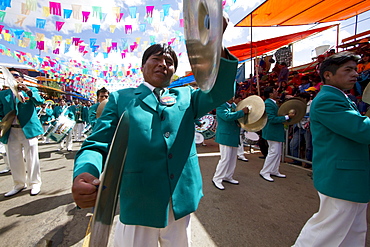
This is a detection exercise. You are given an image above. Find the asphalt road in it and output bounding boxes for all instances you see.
[0,139,369,247]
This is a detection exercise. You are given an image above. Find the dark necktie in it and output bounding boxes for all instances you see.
[153,87,163,100]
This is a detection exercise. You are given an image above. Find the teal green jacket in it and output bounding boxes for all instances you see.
[74,54,238,228]
[311,85,370,203]
[38,108,54,125]
[262,98,286,142]
[88,103,99,127]
[53,105,75,120]
[0,88,44,144]
[215,102,244,147]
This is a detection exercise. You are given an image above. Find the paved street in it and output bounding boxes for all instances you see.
[0,139,369,247]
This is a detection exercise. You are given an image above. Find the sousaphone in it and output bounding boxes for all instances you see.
[278,98,307,125]
[183,0,223,92]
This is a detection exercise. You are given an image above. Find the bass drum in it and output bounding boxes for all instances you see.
[195,114,217,139]
[44,116,75,143]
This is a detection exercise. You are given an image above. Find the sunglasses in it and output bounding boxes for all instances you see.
[11,73,22,78]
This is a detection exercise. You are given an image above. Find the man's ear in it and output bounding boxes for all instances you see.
[323,71,332,81]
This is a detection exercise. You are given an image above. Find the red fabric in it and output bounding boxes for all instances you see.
[228,25,335,61]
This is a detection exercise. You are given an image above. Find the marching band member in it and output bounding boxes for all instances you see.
[69,99,85,142]
[293,52,370,247]
[72,14,238,246]
[0,68,44,197]
[53,99,74,152]
[212,96,249,190]
[38,102,54,143]
[88,87,109,128]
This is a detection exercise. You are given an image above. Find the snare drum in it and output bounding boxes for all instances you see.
[83,124,93,136]
[195,114,217,139]
[195,132,204,144]
[44,116,75,143]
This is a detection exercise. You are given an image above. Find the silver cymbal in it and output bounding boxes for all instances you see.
[0,110,16,138]
[363,83,370,104]
[0,66,22,102]
[242,112,267,132]
[278,98,307,125]
[236,95,265,125]
[183,0,222,92]
[96,99,108,119]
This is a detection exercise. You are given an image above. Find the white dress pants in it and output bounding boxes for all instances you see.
[73,122,84,141]
[42,125,50,142]
[293,192,367,247]
[260,140,282,176]
[213,144,238,183]
[5,128,41,190]
[114,206,191,247]
[237,130,245,157]
[60,131,73,150]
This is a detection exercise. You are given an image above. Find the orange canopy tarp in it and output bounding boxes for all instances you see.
[235,0,370,27]
[228,25,336,62]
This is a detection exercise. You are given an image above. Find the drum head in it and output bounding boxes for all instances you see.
[244,131,259,141]
[195,114,215,132]
[195,132,204,144]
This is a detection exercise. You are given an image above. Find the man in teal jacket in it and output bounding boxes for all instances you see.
[0,69,44,196]
[293,52,370,246]
[212,97,248,190]
[72,22,238,246]
[260,86,294,182]
[88,87,109,127]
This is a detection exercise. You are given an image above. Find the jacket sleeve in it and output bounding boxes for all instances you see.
[216,104,244,122]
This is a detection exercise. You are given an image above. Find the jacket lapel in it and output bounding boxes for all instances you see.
[137,84,159,112]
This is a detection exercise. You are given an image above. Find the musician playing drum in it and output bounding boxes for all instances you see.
[38,102,54,143]
[72,15,238,246]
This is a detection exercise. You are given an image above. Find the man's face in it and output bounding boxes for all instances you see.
[324,60,358,91]
[141,52,175,88]
[98,92,109,103]
[60,100,66,106]
[270,89,278,99]
[10,71,24,83]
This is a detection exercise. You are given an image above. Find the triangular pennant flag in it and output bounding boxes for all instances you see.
[56,21,64,31]
[82,11,90,22]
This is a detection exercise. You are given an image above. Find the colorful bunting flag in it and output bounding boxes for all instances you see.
[49,2,61,16]
[63,9,72,18]
[56,21,64,31]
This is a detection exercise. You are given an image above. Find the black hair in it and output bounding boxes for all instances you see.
[8,68,24,78]
[97,87,109,97]
[142,43,178,71]
[264,86,274,98]
[319,51,360,83]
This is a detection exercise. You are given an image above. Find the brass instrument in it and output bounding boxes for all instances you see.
[75,104,83,122]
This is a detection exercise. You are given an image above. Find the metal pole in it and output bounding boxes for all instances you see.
[250,13,253,95]
[354,15,358,40]
[336,24,340,53]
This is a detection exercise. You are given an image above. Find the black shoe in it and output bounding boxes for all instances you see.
[289,161,302,166]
